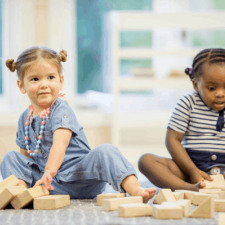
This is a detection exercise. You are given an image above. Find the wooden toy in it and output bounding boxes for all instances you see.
[204,174,225,189]
[96,193,126,206]
[163,199,191,217]
[189,197,214,218]
[34,195,70,210]
[0,186,26,209]
[102,196,142,211]
[153,189,176,204]
[0,175,19,191]
[118,203,153,217]
[214,199,225,212]
[11,185,49,209]
[218,213,225,225]
[153,204,183,219]
[173,192,184,200]
[199,189,225,199]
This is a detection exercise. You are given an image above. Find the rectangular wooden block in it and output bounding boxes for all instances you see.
[218,213,225,225]
[33,195,70,210]
[175,190,196,202]
[102,196,143,211]
[163,199,191,217]
[0,186,26,209]
[0,175,20,191]
[96,193,126,206]
[153,189,176,204]
[11,185,49,209]
[118,203,153,217]
[204,174,225,189]
[191,192,212,206]
[199,189,225,199]
[214,199,225,212]
[153,204,183,219]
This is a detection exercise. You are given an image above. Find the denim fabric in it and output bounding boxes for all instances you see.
[0,144,136,198]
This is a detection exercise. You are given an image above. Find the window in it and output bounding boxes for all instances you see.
[76,0,152,93]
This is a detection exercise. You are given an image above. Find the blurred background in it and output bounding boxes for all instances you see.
[0,0,225,169]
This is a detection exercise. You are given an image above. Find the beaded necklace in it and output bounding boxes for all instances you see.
[25,105,50,157]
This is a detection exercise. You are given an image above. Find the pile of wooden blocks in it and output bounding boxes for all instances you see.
[0,175,70,210]
[97,174,225,225]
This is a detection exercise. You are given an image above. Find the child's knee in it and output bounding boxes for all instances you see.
[93,144,119,155]
[138,154,155,171]
[2,151,19,163]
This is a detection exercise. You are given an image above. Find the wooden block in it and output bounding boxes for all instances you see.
[0,175,20,191]
[0,186,26,209]
[163,199,191,217]
[102,196,142,211]
[214,199,225,212]
[153,204,183,219]
[153,189,176,204]
[192,192,212,206]
[97,193,126,206]
[200,189,225,199]
[11,185,49,209]
[189,197,214,218]
[173,192,184,200]
[118,203,153,217]
[218,213,225,225]
[33,195,70,210]
[204,174,225,189]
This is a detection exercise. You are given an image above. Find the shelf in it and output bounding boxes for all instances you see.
[117,77,192,91]
[119,48,202,59]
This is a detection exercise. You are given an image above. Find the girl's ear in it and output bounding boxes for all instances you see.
[60,75,64,89]
[192,79,199,93]
[17,80,26,94]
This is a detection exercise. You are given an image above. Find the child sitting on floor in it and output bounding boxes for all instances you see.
[0,46,156,202]
[139,48,225,191]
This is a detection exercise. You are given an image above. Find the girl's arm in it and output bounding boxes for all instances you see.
[166,128,212,184]
[35,128,72,189]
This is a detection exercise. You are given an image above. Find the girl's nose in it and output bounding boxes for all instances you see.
[40,81,48,88]
[216,89,225,98]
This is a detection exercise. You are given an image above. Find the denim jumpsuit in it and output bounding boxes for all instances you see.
[0,99,136,198]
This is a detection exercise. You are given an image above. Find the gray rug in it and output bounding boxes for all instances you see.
[0,199,219,225]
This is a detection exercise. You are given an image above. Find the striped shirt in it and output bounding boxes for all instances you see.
[168,91,225,153]
[168,91,225,170]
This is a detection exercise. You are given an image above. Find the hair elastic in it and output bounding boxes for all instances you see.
[185,67,193,76]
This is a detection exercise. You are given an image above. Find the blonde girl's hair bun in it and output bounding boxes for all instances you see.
[6,59,16,72]
[58,50,67,62]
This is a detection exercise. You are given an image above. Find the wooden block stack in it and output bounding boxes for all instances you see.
[96,174,225,220]
[0,175,70,210]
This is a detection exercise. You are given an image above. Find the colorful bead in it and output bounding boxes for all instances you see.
[24,105,50,157]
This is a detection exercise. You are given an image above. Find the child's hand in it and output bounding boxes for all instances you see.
[34,170,57,190]
[190,169,213,186]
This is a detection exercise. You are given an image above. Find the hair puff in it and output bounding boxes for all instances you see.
[58,50,67,62]
[6,59,16,72]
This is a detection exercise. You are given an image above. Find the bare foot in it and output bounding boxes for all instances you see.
[187,180,205,192]
[131,187,157,203]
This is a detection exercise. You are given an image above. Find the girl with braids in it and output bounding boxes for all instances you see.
[1,46,156,201]
[139,48,225,191]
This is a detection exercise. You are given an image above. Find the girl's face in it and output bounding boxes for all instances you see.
[193,63,225,111]
[17,59,64,116]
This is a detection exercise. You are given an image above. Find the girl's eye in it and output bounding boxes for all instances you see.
[207,86,215,91]
[48,75,55,80]
[31,77,39,81]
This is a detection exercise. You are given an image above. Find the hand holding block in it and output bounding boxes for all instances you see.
[97,193,126,206]
[11,185,49,209]
[204,174,225,189]
[0,175,20,191]
[0,186,26,209]
[34,195,70,210]
[102,196,142,211]
[189,197,214,218]
[153,189,176,204]
[153,204,183,219]
[118,203,153,217]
